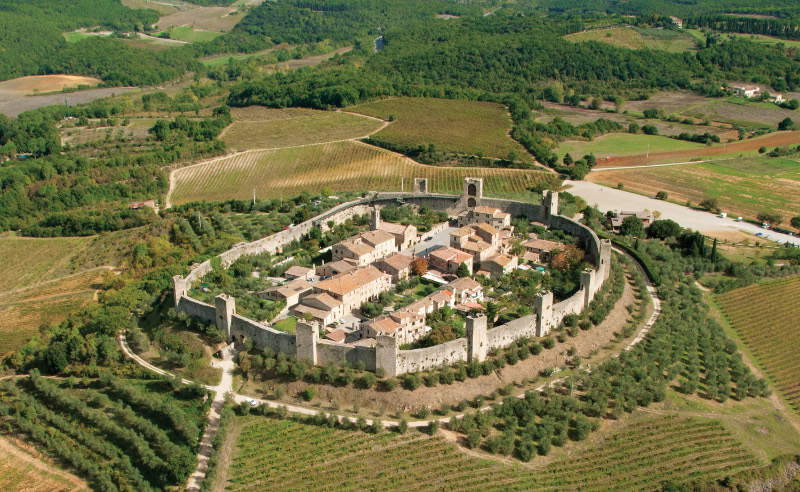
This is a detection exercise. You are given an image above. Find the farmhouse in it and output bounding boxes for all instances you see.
[428,246,474,275]
[376,252,415,281]
[331,229,397,266]
[312,265,392,312]
[730,84,761,98]
[259,278,312,307]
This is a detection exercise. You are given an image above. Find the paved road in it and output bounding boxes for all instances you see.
[565,180,800,246]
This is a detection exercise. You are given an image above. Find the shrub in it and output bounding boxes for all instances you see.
[299,388,315,401]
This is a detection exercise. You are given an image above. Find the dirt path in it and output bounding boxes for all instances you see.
[590,157,736,171]
[593,131,800,169]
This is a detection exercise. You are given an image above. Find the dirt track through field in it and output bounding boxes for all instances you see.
[593,131,800,168]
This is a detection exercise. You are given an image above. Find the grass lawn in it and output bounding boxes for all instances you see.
[0,235,91,292]
[564,26,697,52]
[222,108,384,151]
[165,26,222,43]
[558,133,704,159]
[588,156,800,220]
[272,316,297,333]
[346,97,532,161]
[170,141,558,205]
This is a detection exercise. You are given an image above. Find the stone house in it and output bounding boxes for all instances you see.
[291,292,344,326]
[447,276,483,304]
[362,311,426,345]
[457,205,511,229]
[428,246,474,275]
[316,259,357,278]
[450,223,502,262]
[730,84,761,98]
[283,265,314,281]
[259,278,313,307]
[479,253,519,278]
[375,252,415,282]
[331,229,397,266]
[610,210,655,231]
[522,238,563,264]
[400,288,456,317]
[378,221,418,250]
[312,265,392,312]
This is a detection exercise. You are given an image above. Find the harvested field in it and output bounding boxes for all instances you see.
[558,133,704,159]
[347,97,532,161]
[0,235,91,292]
[169,141,557,205]
[0,268,107,355]
[565,26,697,52]
[222,414,758,491]
[222,108,384,151]
[592,131,800,168]
[156,5,244,32]
[588,156,800,220]
[717,276,800,414]
[0,75,101,95]
[0,87,138,118]
[0,437,87,492]
[121,0,179,15]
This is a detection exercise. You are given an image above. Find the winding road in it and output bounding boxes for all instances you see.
[118,248,663,490]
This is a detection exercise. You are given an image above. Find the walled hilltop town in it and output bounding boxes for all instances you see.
[172,178,611,376]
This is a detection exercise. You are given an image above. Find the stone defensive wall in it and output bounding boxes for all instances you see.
[172,181,612,377]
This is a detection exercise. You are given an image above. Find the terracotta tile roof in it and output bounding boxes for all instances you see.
[316,266,387,296]
[447,277,481,291]
[318,259,357,275]
[459,238,491,253]
[291,304,329,319]
[523,238,562,251]
[379,253,414,271]
[263,279,312,298]
[486,254,514,267]
[474,206,509,218]
[338,240,374,256]
[302,292,342,310]
[379,222,414,235]
[369,316,401,334]
[429,289,453,303]
[430,246,472,264]
[472,222,499,235]
[284,265,313,277]
[360,229,395,246]
[451,227,472,237]
[324,329,347,343]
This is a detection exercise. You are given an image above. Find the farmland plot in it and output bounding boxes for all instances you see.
[170,141,557,205]
[718,276,800,413]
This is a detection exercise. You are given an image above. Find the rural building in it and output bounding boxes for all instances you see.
[730,84,761,98]
[331,229,397,266]
[522,238,564,264]
[428,246,474,275]
[313,265,392,312]
[457,205,511,229]
[610,210,655,231]
[450,223,502,262]
[362,311,426,345]
[447,276,483,304]
[479,253,519,278]
[128,200,157,210]
[316,259,358,278]
[376,253,415,281]
[259,278,313,307]
[291,292,345,326]
[283,265,314,281]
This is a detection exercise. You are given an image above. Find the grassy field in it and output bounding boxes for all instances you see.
[0,268,107,356]
[685,29,800,50]
[558,133,704,159]
[62,31,109,43]
[565,26,697,52]
[220,414,759,491]
[346,97,532,161]
[221,107,384,151]
[169,141,558,205]
[589,156,800,220]
[0,235,91,292]
[165,26,223,43]
[718,276,800,414]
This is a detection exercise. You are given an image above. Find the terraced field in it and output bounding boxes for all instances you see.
[718,276,800,413]
[346,97,531,161]
[170,141,557,205]
[222,415,758,491]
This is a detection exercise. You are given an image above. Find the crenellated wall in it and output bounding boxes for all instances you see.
[172,183,611,376]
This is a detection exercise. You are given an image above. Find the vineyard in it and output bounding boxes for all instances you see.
[0,439,85,492]
[170,141,557,205]
[0,374,209,492]
[222,108,384,151]
[221,415,758,491]
[346,97,531,161]
[0,235,90,292]
[717,276,800,413]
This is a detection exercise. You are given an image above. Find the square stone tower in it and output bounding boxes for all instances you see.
[295,320,319,365]
[466,314,488,362]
